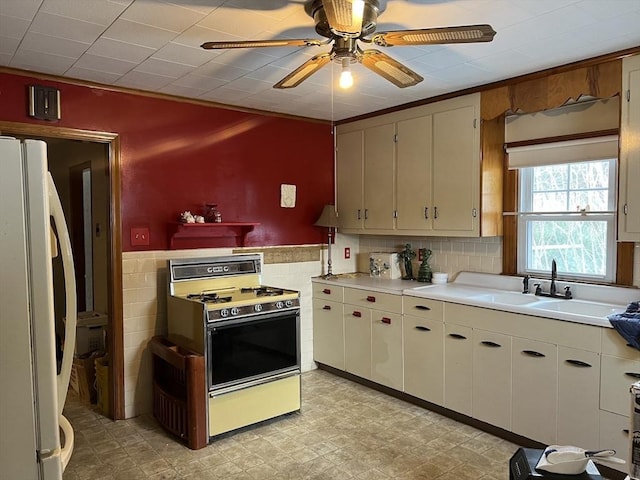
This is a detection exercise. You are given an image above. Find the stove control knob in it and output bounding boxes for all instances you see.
[275,301,284,309]
[285,300,293,308]
[254,304,263,312]
[231,307,239,316]
[220,308,229,318]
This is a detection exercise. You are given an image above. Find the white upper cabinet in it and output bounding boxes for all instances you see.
[364,123,396,230]
[619,53,640,241]
[336,130,364,230]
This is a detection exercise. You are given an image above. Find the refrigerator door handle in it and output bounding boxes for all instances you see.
[47,173,77,414]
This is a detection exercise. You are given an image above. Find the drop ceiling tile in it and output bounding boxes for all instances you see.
[219,76,271,94]
[40,0,126,26]
[152,42,212,67]
[158,82,208,98]
[173,72,225,90]
[73,53,138,75]
[0,35,19,55]
[164,0,224,16]
[245,64,292,83]
[0,14,30,39]
[0,52,13,65]
[193,60,251,82]
[11,49,76,74]
[213,49,278,70]
[197,7,275,38]
[65,66,122,84]
[0,0,43,20]
[199,85,251,102]
[121,0,206,33]
[87,37,155,63]
[116,69,174,89]
[102,19,177,49]
[21,32,89,58]
[29,12,105,44]
[171,25,231,49]
[135,57,193,78]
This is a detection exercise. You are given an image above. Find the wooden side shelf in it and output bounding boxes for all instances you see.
[168,222,259,249]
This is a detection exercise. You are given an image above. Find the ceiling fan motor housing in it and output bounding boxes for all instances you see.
[306,0,381,38]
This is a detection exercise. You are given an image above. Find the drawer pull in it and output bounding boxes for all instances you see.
[352,311,362,318]
[366,296,376,302]
[623,429,630,435]
[322,305,331,311]
[381,317,391,324]
[625,372,640,379]
[322,288,331,295]
[448,333,467,340]
[522,350,545,358]
[481,341,501,348]
[415,326,431,332]
[415,305,431,311]
[565,359,592,368]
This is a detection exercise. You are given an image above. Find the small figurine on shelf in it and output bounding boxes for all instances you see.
[398,243,416,280]
[180,211,195,223]
[204,204,222,223]
[417,248,433,283]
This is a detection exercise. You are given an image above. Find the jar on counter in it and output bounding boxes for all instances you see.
[204,204,222,223]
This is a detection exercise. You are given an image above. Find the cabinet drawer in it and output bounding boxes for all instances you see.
[344,287,402,313]
[403,296,444,320]
[602,327,640,360]
[312,282,343,302]
[601,354,640,416]
[599,410,630,470]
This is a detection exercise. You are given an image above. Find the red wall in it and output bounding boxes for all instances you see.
[0,71,335,251]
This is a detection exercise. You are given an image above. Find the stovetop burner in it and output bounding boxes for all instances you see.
[240,287,285,297]
[187,293,232,303]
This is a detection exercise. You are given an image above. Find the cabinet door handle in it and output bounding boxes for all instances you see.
[415,305,431,311]
[415,326,431,332]
[352,311,362,317]
[322,305,331,310]
[565,359,592,368]
[625,372,640,379]
[322,288,331,295]
[448,333,467,340]
[364,209,369,220]
[366,296,376,302]
[522,350,545,358]
[434,206,438,219]
[424,207,429,219]
[357,209,361,220]
[381,317,391,324]
[481,341,501,348]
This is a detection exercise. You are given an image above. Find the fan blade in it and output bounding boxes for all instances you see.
[322,0,365,37]
[359,49,423,88]
[371,24,496,47]
[274,53,333,89]
[201,38,325,50]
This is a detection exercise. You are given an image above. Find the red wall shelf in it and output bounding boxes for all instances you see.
[168,222,259,250]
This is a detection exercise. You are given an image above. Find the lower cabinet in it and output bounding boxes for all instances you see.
[511,337,558,446]
[599,410,631,466]
[371,311,403,390]
[403,315,444,405]
[600,354,640,416]
[557,346,600,449]
[344,304,371,379]
[472,329,511,431]
[444,323,473,416]
[312,299,344,370]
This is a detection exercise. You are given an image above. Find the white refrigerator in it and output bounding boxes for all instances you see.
[0,137,77,479]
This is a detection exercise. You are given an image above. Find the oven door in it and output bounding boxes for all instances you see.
[206,308,300,391]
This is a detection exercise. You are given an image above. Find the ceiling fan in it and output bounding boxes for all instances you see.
[201,0,496,89]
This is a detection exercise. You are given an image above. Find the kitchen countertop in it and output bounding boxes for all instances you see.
[313,272,640,329]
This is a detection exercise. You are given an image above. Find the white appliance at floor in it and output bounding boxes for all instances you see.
[0,137,77,479]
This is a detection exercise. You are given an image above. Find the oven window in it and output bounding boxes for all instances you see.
[208,311,298,388]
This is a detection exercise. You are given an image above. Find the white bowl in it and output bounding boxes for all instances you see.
[432,273,448,284]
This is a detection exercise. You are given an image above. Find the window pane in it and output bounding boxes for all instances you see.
[532,165,567,191]
[569,190,609,211]
[532,192,568,211]
[569,161,610,190]
[527,220,607,276]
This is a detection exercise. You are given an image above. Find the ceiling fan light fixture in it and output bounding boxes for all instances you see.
[339,57,354,89]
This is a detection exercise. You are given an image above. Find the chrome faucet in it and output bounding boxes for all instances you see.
[550,259,557,296]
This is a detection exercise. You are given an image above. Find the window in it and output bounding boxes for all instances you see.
[518,159,617,282]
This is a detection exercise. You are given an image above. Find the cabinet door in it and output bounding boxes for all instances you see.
[512,337,558,445]
[432,104,479,234]
[396,115,433,231]
[312,299,344,370]
[619,54,640,241]
[364,123,395,230]
[599,410,631,471]
[601,354,640,416]
[557,347,600,448]
[444,323,473,416]
[371,311,403,390]
[472,329,511,431]
[336,130,364,230]
[403,315,444,405]
[344,304,371,379]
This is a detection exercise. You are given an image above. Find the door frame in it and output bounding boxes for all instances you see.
[0,121,124,420]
